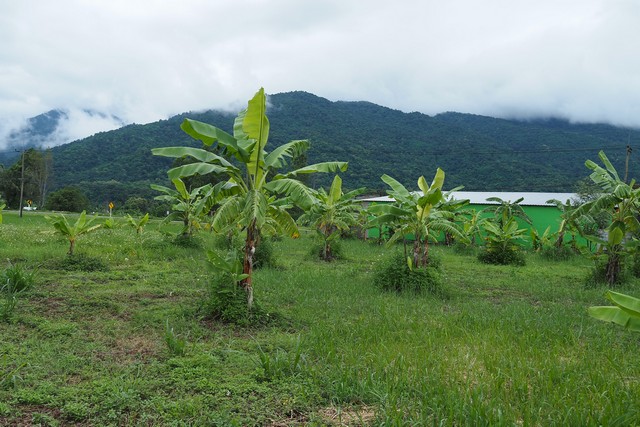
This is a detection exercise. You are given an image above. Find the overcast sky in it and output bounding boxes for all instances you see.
[1,0,639,147]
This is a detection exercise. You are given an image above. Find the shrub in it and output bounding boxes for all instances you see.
[253,237,277,269]
[478,248,526,266]
[2,263,36,294]
[373,252,445,296]
[586,258,629,287]
[204,272,269,326]
[0,263,34,322]
[308,239,344,262]
[212,233,277,269]
[541,245,575,262]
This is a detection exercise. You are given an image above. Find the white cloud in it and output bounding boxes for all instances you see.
[1,0,639,147]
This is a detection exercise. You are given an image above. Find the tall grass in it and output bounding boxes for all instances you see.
[0,212,639,425]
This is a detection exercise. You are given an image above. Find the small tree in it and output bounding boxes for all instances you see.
[152,88,347,309]
[45,186,90,212]
[46,211,102,255]
[298,175,365,261]
[478,216,528,265]
[0,203,5,224]
[368,169,464,268]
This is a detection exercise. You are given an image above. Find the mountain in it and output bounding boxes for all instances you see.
[26,91,640,205]
[0,109,123,166]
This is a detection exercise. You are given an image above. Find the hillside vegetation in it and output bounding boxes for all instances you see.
[5,91,640,206]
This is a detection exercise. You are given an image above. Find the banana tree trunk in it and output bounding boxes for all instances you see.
[606,247,622,286]
[68,239,76,256]
[242,219,257,309]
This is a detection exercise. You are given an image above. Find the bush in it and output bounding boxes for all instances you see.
[212,233,277,269]
[541,245,575,262]
[373,252,445,296]
[204,273,269,326]
[254,237,277,269]
[44,254,108,272]
[586,259,629,287]
[308,239,344,262]
[2,263,36,294]
[478,247,526,266]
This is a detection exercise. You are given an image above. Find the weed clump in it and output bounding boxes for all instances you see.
[44,254,109,272]
[308,239,344,262]
[478,247,526,266]
[2,263,35,294]
[541,245,575,262]
[204,272,270,327]
[585,259,629,287]
[373,252,445,296]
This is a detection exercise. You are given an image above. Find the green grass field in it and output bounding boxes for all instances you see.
[1,210,639,426]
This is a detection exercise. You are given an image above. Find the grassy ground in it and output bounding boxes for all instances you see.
[1,210,639,426]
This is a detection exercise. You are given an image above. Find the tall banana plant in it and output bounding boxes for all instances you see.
[574,151,640,285]
[152,88,347,308]
[368,169,464,268]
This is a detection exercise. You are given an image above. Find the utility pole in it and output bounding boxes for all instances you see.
[17,149,25,218]
[624,142,632,184]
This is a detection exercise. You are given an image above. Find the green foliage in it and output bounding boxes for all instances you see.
[126,213,149,235]
[576,151,640,285]
[369,169,464,268]
[0,354,26,390]
[151,178,214,237]
[255,337,307,382]
[373,252,444,296]
[45,92,640,199]
[44,186,90,212]
[45,211,102,255]
[0,203,4,224]
[478,217,527,266]
[153,88,347,309]
[484,196,531,226]
[298,175,364,261]
[164,320,186,357]
[253,236,277,269]
[541,244,575,261]
[308,238,345,261]
[2,262,36,294]
[0,263,34,322]
[589,290,640,332]
[43,253,109,272]
[0,148,51,209]
[585,259,629,287]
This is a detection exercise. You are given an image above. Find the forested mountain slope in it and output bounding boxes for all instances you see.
[46,91,640,203]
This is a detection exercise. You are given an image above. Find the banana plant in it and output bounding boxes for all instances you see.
[368,169,465,268]
[126,213,150,235]
[152,88,347,308]
[589,290,640,332]
[45,211,102,255]
[0,203,5,224]
[151,178,214,237]
[298,175,365,261]
[460,209,488,247]
[484,196,531,227]
[574,151,640,285]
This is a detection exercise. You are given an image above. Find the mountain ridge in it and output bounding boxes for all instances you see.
[4,91,640,206]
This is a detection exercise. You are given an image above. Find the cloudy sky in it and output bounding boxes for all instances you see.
[1,0,639,147]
